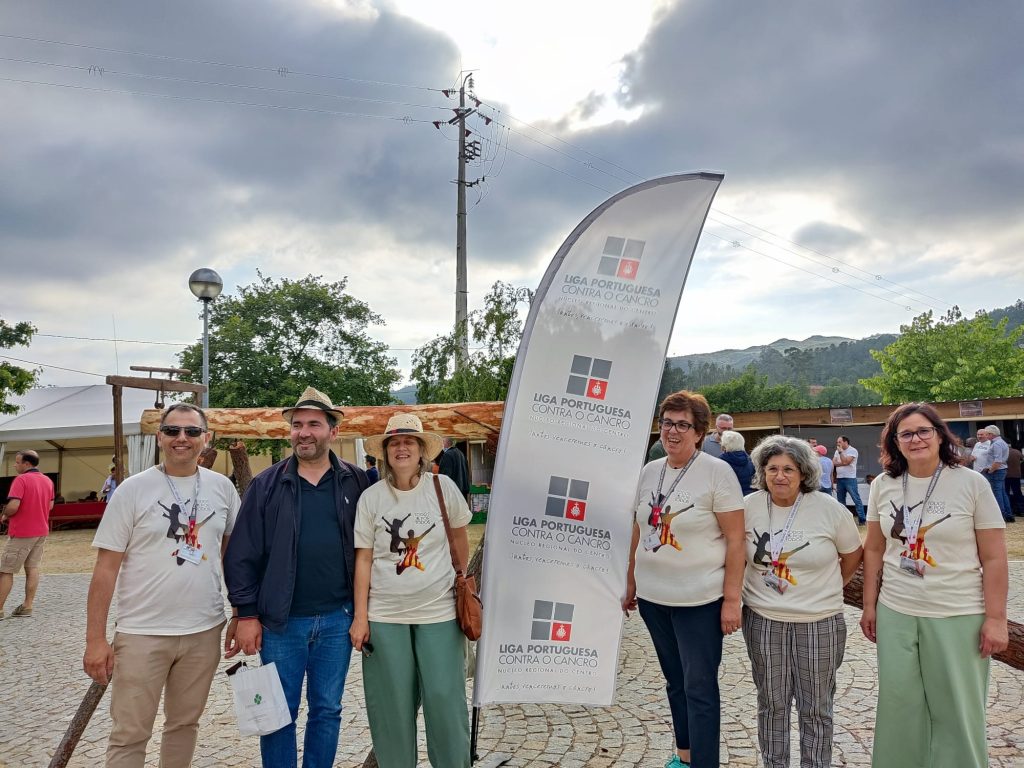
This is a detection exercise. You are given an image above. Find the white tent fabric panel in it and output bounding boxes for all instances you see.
[127,434,157,477]
[0,385,163,443]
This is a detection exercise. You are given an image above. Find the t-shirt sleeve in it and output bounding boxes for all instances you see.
[632,463,650,524]
[92,482,136,552]
[354,493,376,548]
[7,474,25,500]
[713,462,744,513]
[224,483,240,537]
[866,477,883,522]
[441,475,472,528]
[971,471,1006,529]
[834,502,863,554]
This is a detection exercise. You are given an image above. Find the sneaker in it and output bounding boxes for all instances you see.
[11,604,32,617]
[664,757,689,768]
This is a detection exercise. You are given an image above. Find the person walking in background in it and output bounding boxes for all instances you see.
[979,425,1014,523]
[861,403,1008,768]
[719,430,755,496]
[833,436,865,525]
[225,387,368,768]
[83,404,239,768]
[815,445,834,495]
[623,391,745,768]
[0,450,54,620]
[742,436,862,768]
[436,437,470,501]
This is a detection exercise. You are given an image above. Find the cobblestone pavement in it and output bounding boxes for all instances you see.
[1,566,1022,768]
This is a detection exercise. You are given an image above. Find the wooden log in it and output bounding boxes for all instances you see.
[198,445,218,470]
[48,681,107,768]
[140,402,505,442]
[229,441,254,496]
[844,564,1024,670]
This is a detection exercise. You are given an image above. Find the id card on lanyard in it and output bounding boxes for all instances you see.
[163,465,203,566]
[898,466,942,579]
[763,494,803,595]
[643,452,700,552]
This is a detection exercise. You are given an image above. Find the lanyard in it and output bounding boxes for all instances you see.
[901,465,943,546]
[162,465,201,524]
[655,450,701,508]
[767,493,803,567]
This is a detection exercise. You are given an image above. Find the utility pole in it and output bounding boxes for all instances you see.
[438,72,484,369]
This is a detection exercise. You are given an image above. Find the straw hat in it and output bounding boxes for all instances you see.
[282,386,345,421]
[364,413,443,461]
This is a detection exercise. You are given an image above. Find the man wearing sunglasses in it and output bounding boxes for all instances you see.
[83,403,240,768]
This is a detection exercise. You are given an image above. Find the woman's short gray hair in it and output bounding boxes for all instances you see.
[751,435,822,493]
[720,430,745,452]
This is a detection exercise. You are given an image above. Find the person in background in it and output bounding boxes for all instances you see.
[1006,443,1023,517]
[437,437,470,502]
[102,466,118,502]
[742,436,862,768]
[0,450,54,620]
[861,403,1008,768]
[815,445,834,495]
[979,425,1014,523]
[719,430,755,496]
[364,455,379,484]
[833,436,865,525]
[701,413,733,458]
[623,391,745,768]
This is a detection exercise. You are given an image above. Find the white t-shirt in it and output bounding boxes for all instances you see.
[742,490,861,622]
[971,441,992,472]
[354,473,472,624]
[93,466,239,635]
[867,467,1005,618]
[833,445,858,479]
[631,454,744,606]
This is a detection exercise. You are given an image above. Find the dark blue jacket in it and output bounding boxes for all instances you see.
[720,450,755,496]
[225,452,368,632]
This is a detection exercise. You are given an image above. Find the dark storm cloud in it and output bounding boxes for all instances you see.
[793,222,866,253]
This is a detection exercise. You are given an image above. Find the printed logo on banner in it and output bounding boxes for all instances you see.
[532,600,574,642]
[598,236,645,281]
[546,476,589,521]
[566,355,611,401]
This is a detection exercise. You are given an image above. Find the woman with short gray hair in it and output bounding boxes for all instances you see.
[741,435,863,768]
[719,430,755,496]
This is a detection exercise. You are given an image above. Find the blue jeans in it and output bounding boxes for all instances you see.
[638,597,723,768]
[835,478,865,523]
[259,604,354,768]
[986,468,1012,519]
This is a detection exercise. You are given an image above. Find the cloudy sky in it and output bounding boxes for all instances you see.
[1,0,1021,392]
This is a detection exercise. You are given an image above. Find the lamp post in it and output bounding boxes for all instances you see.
[188,268,223,408]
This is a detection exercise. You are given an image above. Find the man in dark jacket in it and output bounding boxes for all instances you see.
[224,387,368,768]
[437,437,470,501]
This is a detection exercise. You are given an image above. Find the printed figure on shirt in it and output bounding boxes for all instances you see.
[396,523,437,574]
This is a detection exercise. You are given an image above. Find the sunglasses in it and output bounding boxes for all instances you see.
[159,426,206,438]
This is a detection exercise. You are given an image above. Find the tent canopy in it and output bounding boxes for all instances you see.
[0,385,164,446]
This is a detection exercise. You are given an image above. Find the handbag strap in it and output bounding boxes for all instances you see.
[432,468,464,576]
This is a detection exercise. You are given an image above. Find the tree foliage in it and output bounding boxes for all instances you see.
[0,319,37,415]
[178,272,400,417]
[700,368,805,414]
[861,307,1024,403]
[412,281,533,404]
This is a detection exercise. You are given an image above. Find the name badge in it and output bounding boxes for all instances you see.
[762,571,787,594]
[899,555,925,578]
[642,530,662,552]
[178,543,203,565]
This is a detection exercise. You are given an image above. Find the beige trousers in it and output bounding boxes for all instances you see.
[106,622,224,768]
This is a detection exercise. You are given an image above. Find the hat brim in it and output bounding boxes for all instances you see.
[282,403,345,421]
[364,429,444,463]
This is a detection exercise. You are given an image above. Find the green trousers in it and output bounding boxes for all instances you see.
[873,603,990,768]
[363,619,471,768]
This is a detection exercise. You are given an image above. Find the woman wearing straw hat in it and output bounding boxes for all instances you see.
[351,413,472,768]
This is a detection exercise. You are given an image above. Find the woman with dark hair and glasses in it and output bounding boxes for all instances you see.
[622,390,745,768]
[861,402,1008,768]
[742,435,861,768]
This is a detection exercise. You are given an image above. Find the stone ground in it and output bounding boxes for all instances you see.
[1,567,1022,768]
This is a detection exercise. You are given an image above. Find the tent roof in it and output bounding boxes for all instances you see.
[0,385,164,443]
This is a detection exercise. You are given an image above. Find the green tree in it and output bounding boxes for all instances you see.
[810,380,881,408]
[700,368,807,414]
[860,307,1024,403]
[178,273,400,447]
[0,319,37,415]
[413,281,533,403]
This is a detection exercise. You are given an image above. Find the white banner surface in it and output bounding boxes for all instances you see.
[474,173,723,706]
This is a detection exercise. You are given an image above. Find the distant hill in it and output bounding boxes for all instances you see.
[668,335,852,372]
[391,384,417,405]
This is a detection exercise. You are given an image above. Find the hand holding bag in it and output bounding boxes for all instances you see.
[433,470,483,641]
[225,658,291,737]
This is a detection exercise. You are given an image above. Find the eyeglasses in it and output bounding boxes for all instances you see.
[659,418,694,433]
[896,427,937,443]
[765,466,799,476]
[159,426,206,438]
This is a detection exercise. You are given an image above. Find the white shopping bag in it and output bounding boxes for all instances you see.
[227,660,291,737]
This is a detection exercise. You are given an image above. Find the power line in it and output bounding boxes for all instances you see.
[0,354,106,378]
[36,333,190,346]
[0,76,436,124]
[0,32,444,93]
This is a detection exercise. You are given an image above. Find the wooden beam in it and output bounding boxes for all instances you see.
[105,375,206,395]
[112,386,124,485]
[140,402,506,441]
[129,365,192,376]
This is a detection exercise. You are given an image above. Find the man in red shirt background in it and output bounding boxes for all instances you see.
[0,450,55,619]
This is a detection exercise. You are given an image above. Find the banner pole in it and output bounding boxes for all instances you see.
[470,705,480,763]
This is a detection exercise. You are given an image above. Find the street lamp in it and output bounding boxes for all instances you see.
[188,268,223,408]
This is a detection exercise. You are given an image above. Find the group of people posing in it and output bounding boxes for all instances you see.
[83,388,474,768]
[626,391,1009,768]
[73,385,1010,768]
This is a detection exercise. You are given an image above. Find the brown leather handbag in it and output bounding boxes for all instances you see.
[432,471,483,641]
